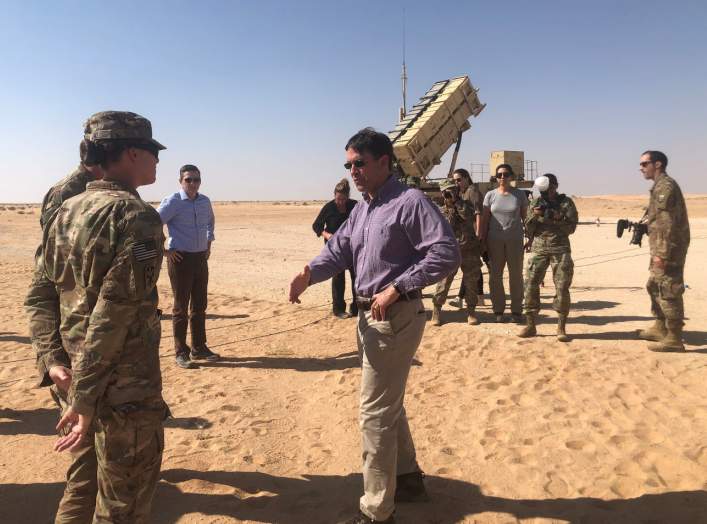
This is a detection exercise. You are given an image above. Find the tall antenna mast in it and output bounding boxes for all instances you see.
[400,7,407,120]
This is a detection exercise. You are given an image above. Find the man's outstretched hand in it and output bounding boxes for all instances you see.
[289,265,311,304]
[55,407,92,453]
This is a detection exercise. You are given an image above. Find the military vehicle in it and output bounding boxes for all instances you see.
[388,75,538,200]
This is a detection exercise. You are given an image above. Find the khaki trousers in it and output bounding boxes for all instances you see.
[487,232,524,314]
[357,299,426,521]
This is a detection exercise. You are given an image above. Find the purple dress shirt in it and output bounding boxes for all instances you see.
[309,176,460,297]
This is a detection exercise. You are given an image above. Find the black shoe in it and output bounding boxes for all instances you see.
[175,353,197,369]
[395,471,429,503]
[511,313,524,324]
[338,511,395,524]
[334,311,352,319]
[191,345,221,361]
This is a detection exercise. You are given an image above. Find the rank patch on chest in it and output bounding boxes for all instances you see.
[132,239,158,262]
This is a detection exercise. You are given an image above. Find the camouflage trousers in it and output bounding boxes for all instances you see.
[523,251,574,315]
[51,393,164,523]
[52,387,98,524]
[93,407,164,523]
[433,253,482,310]
[646,261,685,323]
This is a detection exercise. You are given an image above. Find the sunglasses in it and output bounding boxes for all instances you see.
[131,143,160,159]
[495,172,512,179]
[344,159,366,170]
[183,177,201,184]
[639,161,653,167]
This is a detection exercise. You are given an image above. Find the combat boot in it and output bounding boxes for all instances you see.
[467,308,480,326]
[518,313,537,338]
[431,305,442,326]
[648,320,685,352]
[557,314,570,342]
[637,319,667,342]
[450,297,464,309]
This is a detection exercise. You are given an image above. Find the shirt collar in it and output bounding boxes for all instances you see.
[179,189,200,201]
[363,175,399,204]
[86,179,139,197]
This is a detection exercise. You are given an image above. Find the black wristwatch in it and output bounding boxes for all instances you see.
[392,281,403,295]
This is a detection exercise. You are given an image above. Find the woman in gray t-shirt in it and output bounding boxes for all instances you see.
[480,164,528,321]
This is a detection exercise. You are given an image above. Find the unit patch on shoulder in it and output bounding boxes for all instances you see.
[132,239,158,262]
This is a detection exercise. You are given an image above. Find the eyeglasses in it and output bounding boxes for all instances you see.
[495,172,512,179]
[639,161,653,167]
[183,177,201,184]
[344,159,366,170]
[131,143,160,159]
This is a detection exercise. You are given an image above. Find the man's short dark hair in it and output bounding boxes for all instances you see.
[544,173,558,187]
[453,168,471,182]
[180,164,200,180]
[345,127,393,169]
[642,150,668,169]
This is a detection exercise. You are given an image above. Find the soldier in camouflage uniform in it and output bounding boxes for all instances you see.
[24,128,105,523]
[432,180,483,326]
[519,174,578,342]
[637,151,690,352]
[27,111,168,523]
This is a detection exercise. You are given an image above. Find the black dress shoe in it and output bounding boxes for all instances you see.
[191,345,221,361]
[338,511,395,524]
[395,471,429,503]
[175,353,197,369]
[334,311,352,319]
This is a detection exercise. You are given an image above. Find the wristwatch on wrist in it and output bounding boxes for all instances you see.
[392,281,403,295]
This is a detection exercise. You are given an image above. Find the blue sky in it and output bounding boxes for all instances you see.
[1,0,706,202]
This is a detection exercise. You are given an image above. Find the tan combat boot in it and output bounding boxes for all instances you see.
[637,319,667,341]
[518,313,537,338]
[431,305,442,326]
[467,308,480,325]
[648,320,685,352]
[557,314,570,342]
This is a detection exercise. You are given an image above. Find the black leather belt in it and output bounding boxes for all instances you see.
[355,290,421,311]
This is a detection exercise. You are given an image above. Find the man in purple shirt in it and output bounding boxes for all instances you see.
[289,128,460,524]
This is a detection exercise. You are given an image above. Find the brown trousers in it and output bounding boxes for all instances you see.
[167,251,209,355]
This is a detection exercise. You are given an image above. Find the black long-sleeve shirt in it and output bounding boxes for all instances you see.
[312,199,357,238]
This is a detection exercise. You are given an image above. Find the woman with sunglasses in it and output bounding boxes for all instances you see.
[312,178,358,318]
[479,163,528,322]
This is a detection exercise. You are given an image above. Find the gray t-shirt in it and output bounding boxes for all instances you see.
[483,188,528,237]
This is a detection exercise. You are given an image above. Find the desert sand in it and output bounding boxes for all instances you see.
[1,194,706,523]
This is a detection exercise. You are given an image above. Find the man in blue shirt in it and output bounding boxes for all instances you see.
[158,164,219,368]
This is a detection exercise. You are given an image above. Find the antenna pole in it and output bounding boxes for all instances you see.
[400,7,407,119]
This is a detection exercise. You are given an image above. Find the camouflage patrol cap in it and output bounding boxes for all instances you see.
[84,111,166,150]
[439,180,456,193]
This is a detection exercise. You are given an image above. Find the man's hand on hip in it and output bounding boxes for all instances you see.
[166,250,183,264]
[371,285,400,321]
[48,365,72,393]
[289,265,310,304]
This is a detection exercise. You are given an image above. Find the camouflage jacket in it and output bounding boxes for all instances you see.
[41,179,165,417]
[461,185,483,215]
[26,164,97,386]
[441,198,481,256]
[525,194,578,254]
[645,172,690,265]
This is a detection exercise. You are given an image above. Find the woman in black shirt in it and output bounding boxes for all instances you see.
[312,178,357,318]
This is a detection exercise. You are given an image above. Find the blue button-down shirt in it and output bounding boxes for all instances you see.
[309,176,460,297]
[157,190,215,252]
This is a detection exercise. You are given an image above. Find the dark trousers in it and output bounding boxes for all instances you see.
[167,251,208,355]
[332,269,357,314]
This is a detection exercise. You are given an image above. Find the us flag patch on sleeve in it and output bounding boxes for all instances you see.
[132,239,158,262]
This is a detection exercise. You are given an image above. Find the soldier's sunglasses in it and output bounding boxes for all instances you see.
[344,159,366,170]
[132,143,160,159]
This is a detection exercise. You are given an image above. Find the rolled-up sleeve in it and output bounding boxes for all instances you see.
[395,196,460,293]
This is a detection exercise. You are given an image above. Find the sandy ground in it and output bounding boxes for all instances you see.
[1,194,706,523]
